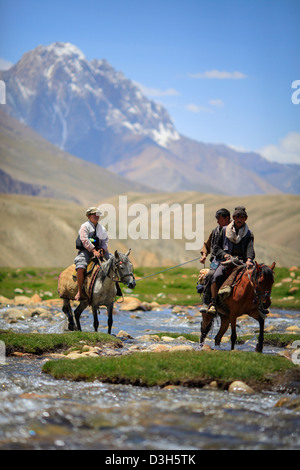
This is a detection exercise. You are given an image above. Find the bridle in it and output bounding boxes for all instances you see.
[113,256,135,283]
[246,264,273,311]
[94,255,132,283]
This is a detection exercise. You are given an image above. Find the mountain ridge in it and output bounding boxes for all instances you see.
[1,41,299,195]
[0,109,153,205]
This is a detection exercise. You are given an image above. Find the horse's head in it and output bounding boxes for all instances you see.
[114,249,136,290]
[254,261,275,309]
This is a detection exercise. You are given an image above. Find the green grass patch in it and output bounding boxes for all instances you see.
[42,349,298,388]
[0,330,122,355]
[270,267,300,309]
[0,265,299,309]
[0,267,62,300]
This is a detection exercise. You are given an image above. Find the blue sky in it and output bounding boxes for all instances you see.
[0,0,299,163]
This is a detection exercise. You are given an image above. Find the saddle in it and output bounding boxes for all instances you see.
[72,258,98,280]
[218,265,245,300]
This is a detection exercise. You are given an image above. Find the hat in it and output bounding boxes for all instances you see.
[86,207,102,216]
[215,208,230,219]
[233,206,247,217]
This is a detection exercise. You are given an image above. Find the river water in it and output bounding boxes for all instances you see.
[0,304,300,450]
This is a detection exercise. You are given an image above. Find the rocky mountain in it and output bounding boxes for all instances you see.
[1,42,299,195]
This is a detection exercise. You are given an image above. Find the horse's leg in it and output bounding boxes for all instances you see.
[107,303,113,335]
[214,315,230,346]
[74,300,88,331]
[255,316,265,353]
[62,299,76,331]
[230,317,237,350]
[200,311,213,345]
[92,305,99,332]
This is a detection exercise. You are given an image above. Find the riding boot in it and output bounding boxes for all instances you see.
[199,292,210,313]
[207,298,217,315]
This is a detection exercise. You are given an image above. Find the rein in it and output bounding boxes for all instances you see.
[135,257,201,282]
[245,264,272,317]
[96,255,134,286]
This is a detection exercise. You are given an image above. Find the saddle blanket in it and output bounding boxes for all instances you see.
[57,261,100,303]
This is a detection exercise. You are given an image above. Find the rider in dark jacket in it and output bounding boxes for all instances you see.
[207,206,255,314]
[199,208,230,312]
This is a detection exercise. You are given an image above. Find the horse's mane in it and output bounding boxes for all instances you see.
[255,263,275,282]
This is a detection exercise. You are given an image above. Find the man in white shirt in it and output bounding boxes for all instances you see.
[74,206,109,301]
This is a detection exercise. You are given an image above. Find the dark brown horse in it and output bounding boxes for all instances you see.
[200,262,275,352]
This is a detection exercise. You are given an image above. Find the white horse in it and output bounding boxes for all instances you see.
[60,249,136,334]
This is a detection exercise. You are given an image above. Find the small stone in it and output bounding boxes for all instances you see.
[151,344,170,353]
[116,330,134,339]
[172,306,183,313]
[275,397,300,411]
[209,381,218,388]
[161,336,176,342]
[288,287,298,295]
[169,345,194,352]
[119,297,142,311]
[228,381,255,394]
[201,344,213,351]
[65,351,83,359]
[286,325,300,333]
[14,295,32,305]
[31,293,42,303]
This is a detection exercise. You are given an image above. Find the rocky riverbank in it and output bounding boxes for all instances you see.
[1,292,300,394]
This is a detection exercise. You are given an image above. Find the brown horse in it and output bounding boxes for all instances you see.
[200,262,275,352]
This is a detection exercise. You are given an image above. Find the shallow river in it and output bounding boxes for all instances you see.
[0,305,300,450]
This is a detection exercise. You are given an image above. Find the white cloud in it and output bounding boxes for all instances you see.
[188,70,247,80]
[135,82,180,97]
[209,99,224,107]
[0,58,13,70]
[185,103,212,113]
[259,133,300,165]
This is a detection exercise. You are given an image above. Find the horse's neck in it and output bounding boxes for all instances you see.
[234,268,256,295]
[101,257,117,281]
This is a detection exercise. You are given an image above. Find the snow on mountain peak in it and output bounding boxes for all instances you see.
[42,42,86,61]
[1,42,181,151]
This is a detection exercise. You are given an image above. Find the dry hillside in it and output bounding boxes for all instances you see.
[0,192,299,268]
[0,110,151,205]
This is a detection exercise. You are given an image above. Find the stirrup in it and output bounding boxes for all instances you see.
[207,301,217,315]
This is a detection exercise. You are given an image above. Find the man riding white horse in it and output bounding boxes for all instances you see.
[74,206,121,300]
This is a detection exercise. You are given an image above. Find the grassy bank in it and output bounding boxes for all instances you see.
[0,265,299,309]
[2,330,299,355]
[42,349,299,390]
[0,330,122,355]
